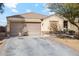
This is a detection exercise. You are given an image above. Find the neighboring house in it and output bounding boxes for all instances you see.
[7,12,79,36]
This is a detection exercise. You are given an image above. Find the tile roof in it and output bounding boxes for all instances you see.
[7,12,47,19]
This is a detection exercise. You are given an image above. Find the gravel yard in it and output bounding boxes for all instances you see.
[0,36,79,56]
[53,37,79,52]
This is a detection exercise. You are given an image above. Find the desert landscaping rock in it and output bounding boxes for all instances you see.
[0,36,79,56]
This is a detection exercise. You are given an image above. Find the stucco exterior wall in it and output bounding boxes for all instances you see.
[41,15,66,33]
[41,18,50,32]
[24,19,41,22]
[7,20,10,33]
[68,22,78,32]
[7,17,25,22]
[7,17,41,36]
[41,15,79,33]
[7,17,24,33]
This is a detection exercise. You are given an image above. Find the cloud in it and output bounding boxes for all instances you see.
[42,9,55,15]
[46,8,55,15]
[26,9,32,12]
[43,8,55,15]
[4,3,17,9]
[48,12,55,15]
[34,4,39,7]
[45,8,50,11]
[43,4,50,12]
[4,3,18,13]
[12,9,18,13]
[43,4,55,15]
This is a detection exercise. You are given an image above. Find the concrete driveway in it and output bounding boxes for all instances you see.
[0,36,79,56]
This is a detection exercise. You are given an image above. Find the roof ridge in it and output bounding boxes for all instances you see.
[7,12,47,18]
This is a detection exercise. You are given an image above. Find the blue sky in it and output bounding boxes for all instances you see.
[0,3,52,26]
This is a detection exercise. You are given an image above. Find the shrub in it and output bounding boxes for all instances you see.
[0,32,6,40]
[75,32,79,39]
[0,26,6,32]
[68,30,75,35]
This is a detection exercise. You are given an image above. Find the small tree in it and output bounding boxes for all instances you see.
[0,3,4,13]
[46,3,79,35]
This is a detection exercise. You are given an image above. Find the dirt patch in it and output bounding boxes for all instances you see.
[50,36,79,52]
[0,39,5,47]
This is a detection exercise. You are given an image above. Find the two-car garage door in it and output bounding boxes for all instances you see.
[10,22,41,36]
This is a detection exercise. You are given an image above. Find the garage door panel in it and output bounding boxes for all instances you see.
[27,24,40,31]
[27,23,41,35]
[10,23,25,36]
[10,22,41,36]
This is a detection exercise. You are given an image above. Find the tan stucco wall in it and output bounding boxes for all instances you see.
[41,15,79,33]
[24,19,41,22]
[7,17,24,34]
[41,19,50,31]
[41,15,66,32]
[7,17,41,36]
[7,17,25,22]
[7,20,10,33]
[68,22,78,32]
[8,17,41,22]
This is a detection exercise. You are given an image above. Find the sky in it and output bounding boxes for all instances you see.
[0,3,52,26]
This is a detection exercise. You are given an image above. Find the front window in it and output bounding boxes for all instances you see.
[63,21,68,28]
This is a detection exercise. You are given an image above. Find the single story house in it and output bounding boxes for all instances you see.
[7,12,79,36]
